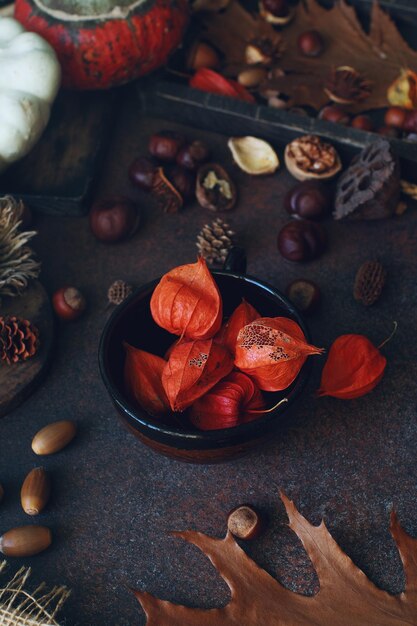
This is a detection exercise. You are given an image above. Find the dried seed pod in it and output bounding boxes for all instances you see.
[32,420,77,456]
[196,164,236,211]
[228,137,279,175]
[0,526,52,557]
[196,218,235,265]
[324,66,372,105]
[0,316,39,364]
[227,505,264,540]
[152,168,183,213]
[353,261,386,306]
[107,280,133,306]
[21,467,51,515]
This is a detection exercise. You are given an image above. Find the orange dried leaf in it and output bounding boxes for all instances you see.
[189,371,264,430]
[235,317,323,391]
[124,343,170,416]
[150,258,222,340]
[162,338,233,411]
[318,334,387,399]
[218,300,260,355]
[133,492,417,625]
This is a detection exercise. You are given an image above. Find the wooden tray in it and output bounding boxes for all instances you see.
[0,89,118,216]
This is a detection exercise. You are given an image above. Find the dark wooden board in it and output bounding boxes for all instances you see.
[0,90,118,216]
[0,281,54,418]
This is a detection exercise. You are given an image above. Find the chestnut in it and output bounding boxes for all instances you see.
[168,166,195,200]
[227,505,264,540]
[384,106,407,129]
[351,115,374,132]
[403,110,417,133]
[90,197,140,243]
[284,181,333,220]
[52,287,86,321]
[286,279,321,314]
[261,0,289,17]
[377,125,400,138]
[277,220,327,262]
[176,140,210,171]
[148,130,185,162]
[186,41,220,71]
[128,156,157,191]
[297,30,324,57]
[319,105,350,125]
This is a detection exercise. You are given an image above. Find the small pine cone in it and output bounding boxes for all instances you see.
[354,261,386,306]
[107,280,133,306]
[196,218,235,266]
[0,316,39,365]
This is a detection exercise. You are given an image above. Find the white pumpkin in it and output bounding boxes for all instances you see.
[0,17,61,173]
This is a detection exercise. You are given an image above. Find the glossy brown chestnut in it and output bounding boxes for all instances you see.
[227,505,264,540]
[277,220,327,262]
[52,287,86,321]
[377,125,400,138]
[297,30,324,57]
[286,279,321,314]
[261,0,289,17]
[319,105,350,125]
[149,131,185,162]
[351,115,374,132]
[90,197,140,243]
[129,156,157,191]
[168,166,195,200]
[186,41,220,71]
[284,181,332,220]
[176,140,210,171]
[384,106,407,129]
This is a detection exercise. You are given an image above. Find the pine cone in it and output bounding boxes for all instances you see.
[107,280,133,305]
[196,218,235,265]
[354,261,386,306]
[0,316,39,365]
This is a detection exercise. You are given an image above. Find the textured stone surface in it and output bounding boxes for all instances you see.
[0,95,416,626]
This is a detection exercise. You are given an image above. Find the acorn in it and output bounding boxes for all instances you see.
[21,467,51,516]
[32,421,77,456]
[0,526,52,557]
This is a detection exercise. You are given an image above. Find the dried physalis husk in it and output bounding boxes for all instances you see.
[124,344,170,416]
[228,137,279,175]
[162,338,234,411]
[235,317,323,391]
[152,167,183,213]
[150,258,223,340]
[387,69,417,110]
[189,371,264,430]
[218,300,260,355]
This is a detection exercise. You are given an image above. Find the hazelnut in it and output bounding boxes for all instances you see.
[297,30,324,57]
[351,115,374,132]
[284,135,342,181]
[90,197,140,243]
[196,163,237,211]
[259,0,293,24]
[277,219,327,262]
[227,505,264,540]
[319,105,350,125]
[284,181,332,220]
[176,140,210,171]
[168,166,195,200]
[286,279,321,314]
[129,156,157,191]
[377,125,400,138]
[148,130,185,162]
[384,106,407,129]
[52,287,86,321]
[186,41,220,71]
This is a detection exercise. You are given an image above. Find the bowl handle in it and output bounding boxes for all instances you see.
[223,246,247,274]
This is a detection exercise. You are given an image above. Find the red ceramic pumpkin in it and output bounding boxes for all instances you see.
[14,0,189,90]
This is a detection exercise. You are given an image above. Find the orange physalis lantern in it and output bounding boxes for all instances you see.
[150,258,222,340]
[387,69,417,110]
[318,334,387,399]
[218,300,260,355]
[124,344,169,416]
[189,371,265,430]
[235,317,323,392]
[162,338,234,411]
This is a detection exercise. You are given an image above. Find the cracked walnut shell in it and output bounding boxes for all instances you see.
[284,135,342,181]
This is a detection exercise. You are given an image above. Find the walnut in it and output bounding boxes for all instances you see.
[284,135,342,181]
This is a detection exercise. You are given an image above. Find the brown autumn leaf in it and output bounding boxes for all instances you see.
[134,492,417,625]
[201,0,417,113]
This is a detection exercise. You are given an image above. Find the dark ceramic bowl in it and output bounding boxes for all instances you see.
[99,271,312,463]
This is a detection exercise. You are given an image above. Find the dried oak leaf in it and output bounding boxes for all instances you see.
[262,0,417,112]
[134,492,417,625]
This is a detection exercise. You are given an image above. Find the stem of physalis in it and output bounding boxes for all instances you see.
[248,398,289,414]
[378,321,398,349]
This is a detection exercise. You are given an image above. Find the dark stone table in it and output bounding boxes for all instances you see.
[1,95,416,626]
